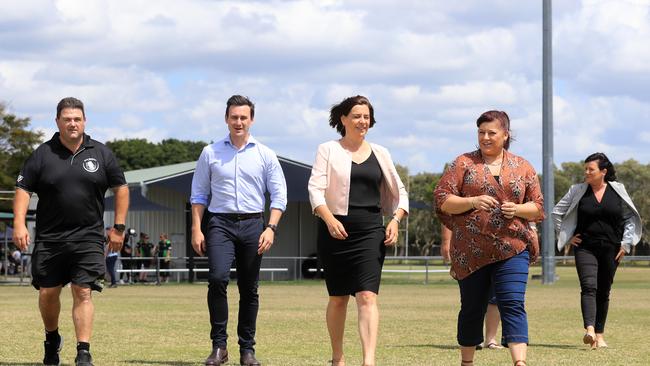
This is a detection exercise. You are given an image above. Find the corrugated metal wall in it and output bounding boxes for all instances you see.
[104,185,187,259]
[104,187,319,280]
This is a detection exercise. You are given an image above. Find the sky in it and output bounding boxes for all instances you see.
[1,0,649,174]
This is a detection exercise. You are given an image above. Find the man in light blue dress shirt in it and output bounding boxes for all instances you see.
[190,95,287,366]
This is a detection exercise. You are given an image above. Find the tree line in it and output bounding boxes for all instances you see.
[105,138,207,171]
[1,106,648,254]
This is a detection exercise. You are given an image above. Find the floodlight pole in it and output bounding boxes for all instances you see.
[542,0,556,284]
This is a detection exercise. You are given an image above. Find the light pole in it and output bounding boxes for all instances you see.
[542,0,556,284]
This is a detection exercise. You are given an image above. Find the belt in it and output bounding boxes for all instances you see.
[214,212,263,221]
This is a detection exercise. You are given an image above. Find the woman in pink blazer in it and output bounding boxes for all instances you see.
[308,95,408,366]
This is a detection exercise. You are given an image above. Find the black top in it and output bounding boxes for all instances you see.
[137,241,154,257]
[120,242,132,257]
[16,133,127,242]
[576,184,624,244]
[348,151,383,208]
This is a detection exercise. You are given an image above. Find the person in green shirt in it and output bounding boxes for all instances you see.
[136,233,154,282]
[156,233,172,283]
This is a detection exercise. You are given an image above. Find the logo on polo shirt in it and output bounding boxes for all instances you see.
[83,158,99,173]
[17,175,23,182]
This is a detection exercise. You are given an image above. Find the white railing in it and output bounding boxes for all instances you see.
[4,254,650,285]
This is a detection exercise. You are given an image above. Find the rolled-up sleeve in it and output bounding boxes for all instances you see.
[265,151,287,212]
[308,143,328,212]
[190,147,211,206]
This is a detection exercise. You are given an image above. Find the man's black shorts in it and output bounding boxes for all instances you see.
[31,241,105,291]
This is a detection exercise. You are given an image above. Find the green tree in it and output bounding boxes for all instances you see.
[407,172,441,256]
[106,138,208,171]
[0,104,43,190]
[615,159,650,245]
[106,139,161,171]
[159,139,206,165]
[0,104,43,214]
[553,162,584,203]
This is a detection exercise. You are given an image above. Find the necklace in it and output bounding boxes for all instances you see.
[482,152,504,167]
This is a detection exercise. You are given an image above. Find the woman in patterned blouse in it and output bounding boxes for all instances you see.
[434,110,544,366]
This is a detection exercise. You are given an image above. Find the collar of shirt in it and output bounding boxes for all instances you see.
[50,132,95,152]
[190,133,287,213]
[221,134,258,151]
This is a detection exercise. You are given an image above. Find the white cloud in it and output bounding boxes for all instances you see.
[641,132,650,144]
[116,114,144,129]
[0,0,648,174]
[555,0,650,100]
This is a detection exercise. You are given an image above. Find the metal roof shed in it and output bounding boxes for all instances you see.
[104,158,318,281]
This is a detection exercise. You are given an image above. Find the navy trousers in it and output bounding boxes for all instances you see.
[206,213,263,353]
[457,249,529,347]
[105,255,118,286]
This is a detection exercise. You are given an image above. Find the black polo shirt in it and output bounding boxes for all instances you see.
[16,133,127,242]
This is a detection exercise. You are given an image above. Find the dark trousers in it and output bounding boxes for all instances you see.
[457,250,529,346]
[206,214,263,353]
[106,255,118,285]
[120,256,133,281]
[574,240,620,333]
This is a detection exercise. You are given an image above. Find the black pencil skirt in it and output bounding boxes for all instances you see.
[317,207,386,296]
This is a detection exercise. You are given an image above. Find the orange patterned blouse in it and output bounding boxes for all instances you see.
[434,149,544,280]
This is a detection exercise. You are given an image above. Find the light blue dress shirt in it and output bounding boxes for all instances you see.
[190,135,287,213]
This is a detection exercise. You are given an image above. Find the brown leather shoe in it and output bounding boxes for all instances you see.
[205,348,228,366]
[240,351,261,366]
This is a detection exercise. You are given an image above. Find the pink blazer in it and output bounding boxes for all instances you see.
[308,140,409,216]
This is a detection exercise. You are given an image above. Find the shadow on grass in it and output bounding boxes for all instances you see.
[0,361,201,366]
[390,343,578,351]
[529,343,578,350]
[123,361,198,365]
[389,344,458,350]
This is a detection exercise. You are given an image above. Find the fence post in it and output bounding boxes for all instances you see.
[425,257,429,285]
[155,256,160,285]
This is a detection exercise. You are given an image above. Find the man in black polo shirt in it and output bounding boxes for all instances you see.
[13,97,129,366]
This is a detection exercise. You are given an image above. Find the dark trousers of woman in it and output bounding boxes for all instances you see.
[106,255,118,286]
[206,213,263,354]
[457,250,529,347]
[574,240,620,333]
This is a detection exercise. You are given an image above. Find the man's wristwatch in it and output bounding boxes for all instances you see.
[266,224,277,233]
[113,224,126,232]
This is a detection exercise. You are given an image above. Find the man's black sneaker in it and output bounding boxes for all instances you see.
[75,349,94,366]
[43,335,63,365]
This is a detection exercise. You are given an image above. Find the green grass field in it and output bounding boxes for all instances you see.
[1,265,649,365]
